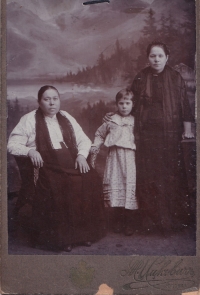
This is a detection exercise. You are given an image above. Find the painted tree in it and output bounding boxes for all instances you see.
[180,3,196,68]
[97,52,107,84]
[136,9,159,70]
[142,9,157,39]
[158,13,169,40]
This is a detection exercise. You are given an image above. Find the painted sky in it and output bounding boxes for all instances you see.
[7,0,194,80]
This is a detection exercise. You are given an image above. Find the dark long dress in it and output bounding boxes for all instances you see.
[131,65,194,230]
[31,109,106,250]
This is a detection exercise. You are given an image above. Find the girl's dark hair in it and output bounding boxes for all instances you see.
[38,85,59,102]
[116,88,134,103]
[146,41,170,57]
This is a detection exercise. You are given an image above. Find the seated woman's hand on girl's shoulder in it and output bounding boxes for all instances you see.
[75,154,90,173]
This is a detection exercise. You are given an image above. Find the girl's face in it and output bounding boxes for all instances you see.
[148,46,168,73]
[39,89,60,117]
[117,97,133,117]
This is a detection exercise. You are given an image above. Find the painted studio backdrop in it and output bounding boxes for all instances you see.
[7,0,196,255]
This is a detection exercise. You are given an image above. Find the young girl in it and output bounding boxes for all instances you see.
[90,89,138,236]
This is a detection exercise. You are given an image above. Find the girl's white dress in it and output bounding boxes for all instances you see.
[92,113,138,210]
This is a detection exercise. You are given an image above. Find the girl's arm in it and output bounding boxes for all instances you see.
[93,122,108,148]
[90,123,108,168]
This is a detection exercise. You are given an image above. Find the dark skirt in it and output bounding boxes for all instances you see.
[31,147,106,250]
[136,104,190,230]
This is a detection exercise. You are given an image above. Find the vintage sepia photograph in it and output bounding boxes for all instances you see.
[6,0,196,259]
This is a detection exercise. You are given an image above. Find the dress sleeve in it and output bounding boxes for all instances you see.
[130,73,140,96]
[92,123,108,149]
[180,77,195,122]
[130,72,143,114]
[89,123,108,169]
[62,112,91,159]
[7,115,35,156]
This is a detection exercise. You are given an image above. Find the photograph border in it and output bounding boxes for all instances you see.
[1,0,200,293]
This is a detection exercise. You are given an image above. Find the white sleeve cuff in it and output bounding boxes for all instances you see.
[77,150,89,159]
[26,147,36,156]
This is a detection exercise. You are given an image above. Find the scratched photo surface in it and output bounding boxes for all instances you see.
[7,0,196,255]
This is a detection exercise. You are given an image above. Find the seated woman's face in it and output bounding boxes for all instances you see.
[39,89,61,117]
[148,46,168,73]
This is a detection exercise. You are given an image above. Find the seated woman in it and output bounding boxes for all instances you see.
[7,85,105,252]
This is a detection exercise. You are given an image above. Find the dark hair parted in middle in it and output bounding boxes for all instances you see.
[38,85,59,102]
[115,88,134,103]
[146,41,170,57]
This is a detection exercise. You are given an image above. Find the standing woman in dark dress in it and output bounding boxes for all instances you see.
[131,41,195,231]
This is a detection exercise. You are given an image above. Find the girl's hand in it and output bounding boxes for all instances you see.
[90,146,99,154]
[75,155,90,173]
[28,149,44,168]
[103,112,114,123]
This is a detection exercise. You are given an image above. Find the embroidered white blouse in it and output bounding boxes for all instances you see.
[7,110,91,159]
[92,113,136,150]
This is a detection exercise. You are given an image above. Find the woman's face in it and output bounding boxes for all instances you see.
[148,46,168,73]
[39,89,60,117]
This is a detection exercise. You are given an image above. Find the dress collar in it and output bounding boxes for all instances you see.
[150,65,166,77]
[44,114,57,121]
[110,113,134,126]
